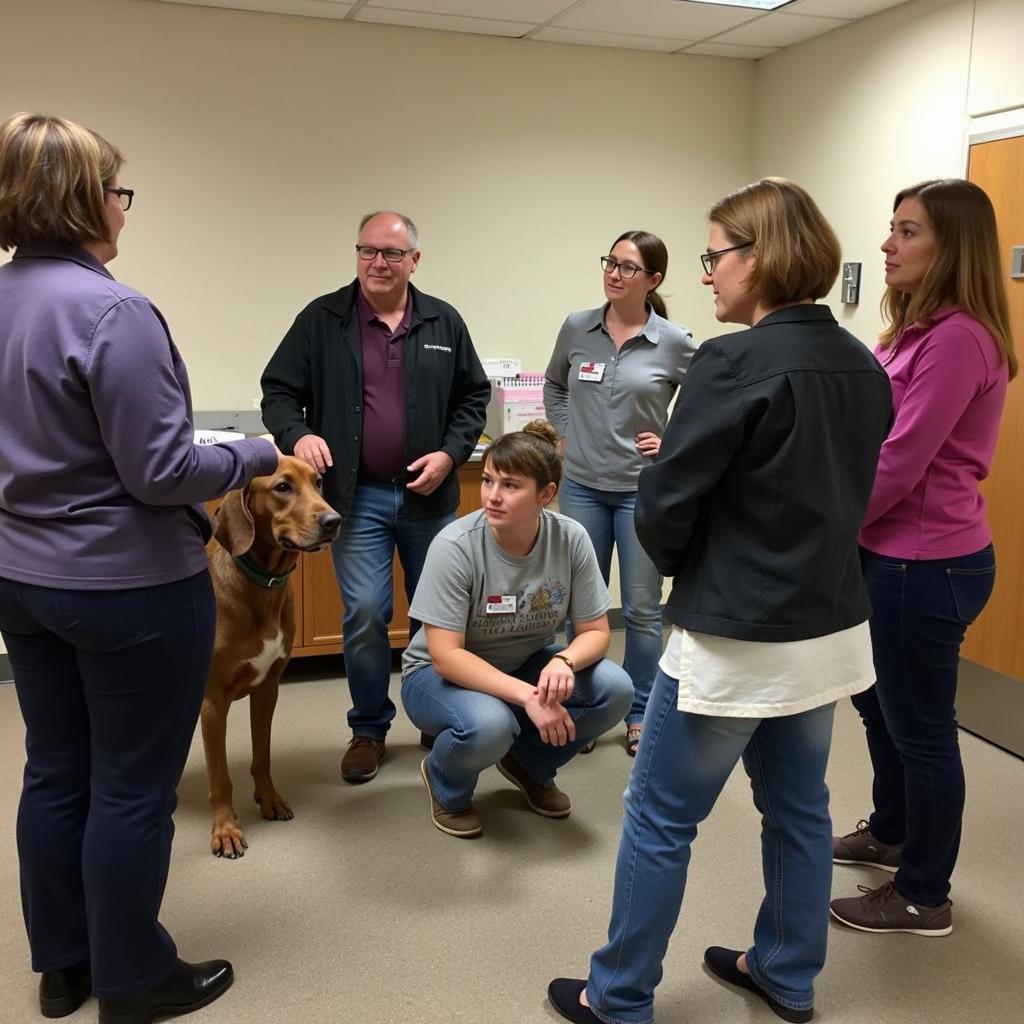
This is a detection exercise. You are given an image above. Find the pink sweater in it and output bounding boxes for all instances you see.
[859,309,1008,560]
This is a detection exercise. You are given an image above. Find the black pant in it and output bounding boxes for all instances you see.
[0,572,215,998]
[852,546,995,906]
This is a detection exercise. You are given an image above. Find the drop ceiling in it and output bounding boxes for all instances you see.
[152,0,910,59]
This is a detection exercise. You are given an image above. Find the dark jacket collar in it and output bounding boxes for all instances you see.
[12,244,113,279]
[752,304,836,329]
[320,279,439,327]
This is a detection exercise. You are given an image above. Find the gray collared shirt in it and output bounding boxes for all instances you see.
[544,304,696,491]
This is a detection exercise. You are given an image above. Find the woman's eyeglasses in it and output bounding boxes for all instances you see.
[700,242,752,275]
[601,256,653,280]
[104,187,134,212]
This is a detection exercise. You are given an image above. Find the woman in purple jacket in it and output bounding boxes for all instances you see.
[830,179,1016,936]
[0,113,279,1021]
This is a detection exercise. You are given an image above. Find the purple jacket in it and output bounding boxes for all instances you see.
[0,246,277,589]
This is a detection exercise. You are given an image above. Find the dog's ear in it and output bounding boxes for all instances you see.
[213,487,255,556]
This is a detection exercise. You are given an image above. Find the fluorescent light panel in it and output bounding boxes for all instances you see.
[677,0,795,10]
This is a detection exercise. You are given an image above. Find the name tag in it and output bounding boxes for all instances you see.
[578,361,605,382]
[486,594,517,615]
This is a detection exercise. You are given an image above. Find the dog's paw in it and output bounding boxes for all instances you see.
[211,819,248,859]
[255,788,294,822]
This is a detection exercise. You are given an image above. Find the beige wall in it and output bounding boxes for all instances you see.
[969,0,1024,116]
[1,0,754,409]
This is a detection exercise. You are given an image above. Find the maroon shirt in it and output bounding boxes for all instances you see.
[356,289,411,481]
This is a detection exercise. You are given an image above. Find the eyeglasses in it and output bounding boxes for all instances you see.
[355,245,416,263]
[105,187,134,212]
[700,242,752,275]
[600,256,654,280]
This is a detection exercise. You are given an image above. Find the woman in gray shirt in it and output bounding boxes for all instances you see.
[400,422,632,838]
[544,231,696,755]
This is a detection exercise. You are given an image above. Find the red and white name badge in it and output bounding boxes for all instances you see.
[485,595,517,615]
[578,362,606,382]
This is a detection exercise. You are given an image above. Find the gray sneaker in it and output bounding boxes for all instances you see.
[830,882,952,936]
[833,819,902,871]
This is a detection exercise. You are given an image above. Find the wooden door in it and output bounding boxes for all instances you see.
[964,136,1024,680]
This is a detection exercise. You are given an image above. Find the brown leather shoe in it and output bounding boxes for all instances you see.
[420,757,482,838]
[497,754,571,817]
[341,736,385,783]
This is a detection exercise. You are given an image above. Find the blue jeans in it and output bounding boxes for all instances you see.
[852,545,996,906]
[400,645,633,810]
[558,477,663,725]
[587,670,836,1023]
[330,481,454,738]
[0,572,215,998]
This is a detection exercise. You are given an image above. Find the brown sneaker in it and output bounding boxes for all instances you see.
[419,757,482,838]
[833,819,902,871]
[496,754,571,818]
[341,736,385,783]
[830,882,953,936]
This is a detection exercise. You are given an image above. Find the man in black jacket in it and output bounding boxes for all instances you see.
[261,211,489,783]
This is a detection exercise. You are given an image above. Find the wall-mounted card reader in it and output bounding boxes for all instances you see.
[841,262,861,304]
[1012,246,1024,279]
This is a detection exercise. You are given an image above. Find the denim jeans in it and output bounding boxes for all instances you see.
[330,481,454,738]
[558,477,663,725]
[400,644,633,810]
[852,545,996,906]
[586,670,835,1023]
[0,572,215,998]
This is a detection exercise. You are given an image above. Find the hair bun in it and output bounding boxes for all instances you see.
[521,419,558,448]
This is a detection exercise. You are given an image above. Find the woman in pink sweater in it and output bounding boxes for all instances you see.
[830,179,1016,936]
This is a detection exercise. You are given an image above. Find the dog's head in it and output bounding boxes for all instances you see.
[214,455,342,557]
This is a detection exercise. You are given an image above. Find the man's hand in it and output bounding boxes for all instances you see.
[293,434,333,473]
[635,432,661,458]
[406,451,454,495]
[524,695,576,746]
[535,659,575,706]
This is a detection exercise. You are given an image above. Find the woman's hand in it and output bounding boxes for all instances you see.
[636,432,661,458]
[525,695,576,746]
[535,659,575,706]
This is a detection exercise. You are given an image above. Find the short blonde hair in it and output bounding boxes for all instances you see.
[709,178,841,306]
[0,112,123,251]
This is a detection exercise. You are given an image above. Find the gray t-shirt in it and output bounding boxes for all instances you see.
[543,304,696,491]
[402,508,611,678]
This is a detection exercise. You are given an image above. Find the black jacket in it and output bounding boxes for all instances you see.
[260,280,490,519]
[636,305,892,642]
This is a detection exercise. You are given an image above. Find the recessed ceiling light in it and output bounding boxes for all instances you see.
[677,0,796,10]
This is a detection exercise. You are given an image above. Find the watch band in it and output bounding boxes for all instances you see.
[551,653,575,672]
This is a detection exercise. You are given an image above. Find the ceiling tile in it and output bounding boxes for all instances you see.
[785,0,906,17]
[365,0,572,20]
[355,7,535,36]
[553,0,758,38]
[165,0,353,17]
[683,41,780,60]
[533,26,693,52]
[715,11,848,47]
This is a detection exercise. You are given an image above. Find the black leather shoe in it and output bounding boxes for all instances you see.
[703,947,813,1023]
[98,958,233,1024]
[40,960,91,1018]
[547,978,601,1024]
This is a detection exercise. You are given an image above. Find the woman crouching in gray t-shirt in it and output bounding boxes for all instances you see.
[400,421,633,839]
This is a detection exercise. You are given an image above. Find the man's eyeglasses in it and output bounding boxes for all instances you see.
[105,187,134,212]
[355,245,416,263]
[700,242,752,275]
[600,256,654,280]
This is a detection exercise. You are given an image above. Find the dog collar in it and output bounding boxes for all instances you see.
[232,553,297,589]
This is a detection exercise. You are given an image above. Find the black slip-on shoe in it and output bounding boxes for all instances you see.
[547,979,601,1024]
[703,947,813,1023]
[98,958,233,1024]
[40,960,91,1018]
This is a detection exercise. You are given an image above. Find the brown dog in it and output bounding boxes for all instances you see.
[201,455,341,858]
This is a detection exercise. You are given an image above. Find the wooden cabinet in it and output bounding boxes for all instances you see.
[210,462,483,658]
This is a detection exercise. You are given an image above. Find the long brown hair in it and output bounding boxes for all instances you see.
[880,179,1016,379]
